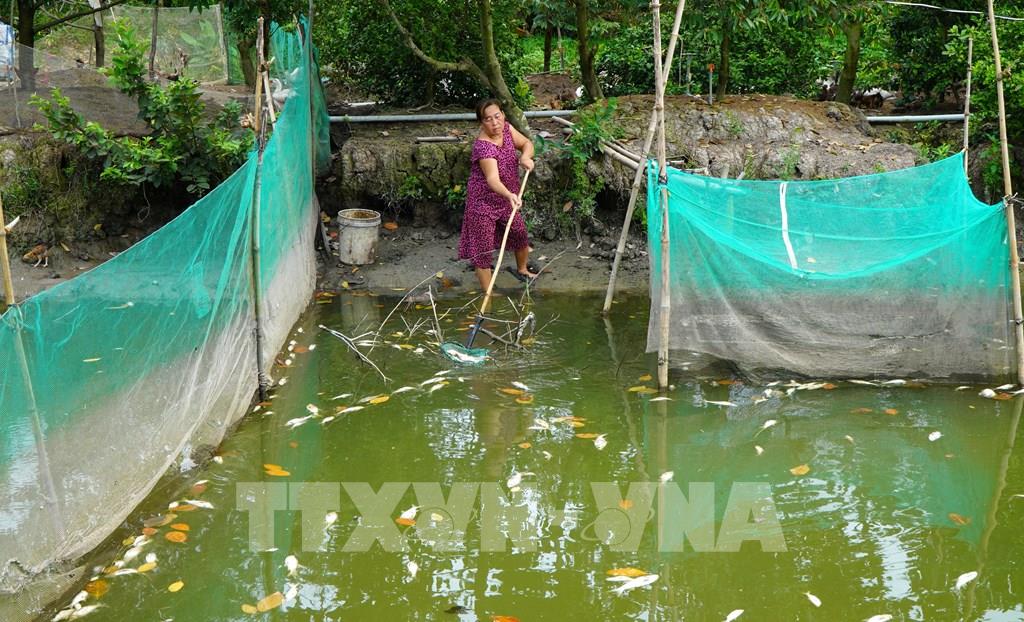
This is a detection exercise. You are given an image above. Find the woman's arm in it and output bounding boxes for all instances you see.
[479,157,522,208]
[510,125,535,170]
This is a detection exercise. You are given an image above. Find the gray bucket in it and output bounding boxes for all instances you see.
[337,209,381,265]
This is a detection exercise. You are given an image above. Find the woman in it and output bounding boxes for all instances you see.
[458,98,537,291]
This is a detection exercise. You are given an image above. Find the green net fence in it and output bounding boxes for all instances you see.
[647,153,1014,380]
[0,20,329,604]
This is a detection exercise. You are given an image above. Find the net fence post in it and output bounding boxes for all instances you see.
[602,0,685,315]
[986,0,1024,385]
[652,0,671,390]
[249,17,270,400]
[962,37,972,175]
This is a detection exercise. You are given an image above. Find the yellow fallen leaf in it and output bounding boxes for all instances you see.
[491,616,521,622]
[241,604,259,614]
[575,433,600,439]
[369,395,390,405]
[949,512,972,526]
[263,463,283,470]
[168,580,184,592]
[84,580,109,597]
[137,562,157,573]
[884,408,898,415]
[569,420,586,428]
[789,464,810,476]
[395,517,416,527]
[256,592,284,612]
[638,374,653,382]
[607,567,649,578]
[518,442,531,449]
[264,469,291,477]
[170,523,190,532]
[141,527,158,537]
[627,385,650,392]
[499,388,525,396]
[515,395,534,405]
[165,531,188,543]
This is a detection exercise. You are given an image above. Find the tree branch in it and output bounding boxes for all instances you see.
[378,0,488,85]
[34,0,132,35]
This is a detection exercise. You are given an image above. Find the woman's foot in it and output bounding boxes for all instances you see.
[505,266,540,283]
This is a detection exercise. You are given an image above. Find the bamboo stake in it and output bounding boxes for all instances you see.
[253,18,265,135]
[602,0,686,314]
[653,0,670,390]
[0,192,15,309]
[987,0,1024,386]
[249,17,270,400]
[963,37,973,175]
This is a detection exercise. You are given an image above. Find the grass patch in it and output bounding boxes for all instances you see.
[518,33,579,75]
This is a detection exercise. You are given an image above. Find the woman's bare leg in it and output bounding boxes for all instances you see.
[475,267,492,291]
[515,247,538,278]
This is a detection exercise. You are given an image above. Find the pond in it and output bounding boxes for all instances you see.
[57,291,1024,621]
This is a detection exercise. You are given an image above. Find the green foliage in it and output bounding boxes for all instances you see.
[516,34,579,75]
[445,183,467,211]
[315,0,526,107]
[31,19,252,197]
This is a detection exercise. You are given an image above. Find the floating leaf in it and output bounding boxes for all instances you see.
[518,442,532,449]
[174,504,197,512]
[170,523,190,532]
[491,616,521,622]
[628,385,657,394]
[241,604,258,614]
[84,580,109,598]
[143,514,176,528]
[383,222,399,231]
[499,388,525,396]
[142,527,158,537]
[851,408,873,414]
[607,567,648,578]
[165,531,188,543]
[515,395,534,405]
[137,562,157,573]
[789,464,810,476]
[168,581,184,593]
[575,433,600,439]
[369,395,390,405]
[949,513,971,526]
[256,592,284,612]
[395,517,416,527]
[884,408,898,415]
[638,374,653,382]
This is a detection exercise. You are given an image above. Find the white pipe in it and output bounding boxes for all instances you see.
[865,113,965,123]
[329,110,576,123]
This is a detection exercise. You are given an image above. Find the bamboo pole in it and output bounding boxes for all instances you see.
[253,18,265,135]
[249,18,270,400]
[0,192,15,309]
[653,1,670,390]
[963,37,973,175]
[987,0,1024,386]
[602,0,686,314]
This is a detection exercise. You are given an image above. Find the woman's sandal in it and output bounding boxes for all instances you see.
[504,266,541,284]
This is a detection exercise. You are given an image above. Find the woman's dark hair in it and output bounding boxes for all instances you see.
[475,98,503,121]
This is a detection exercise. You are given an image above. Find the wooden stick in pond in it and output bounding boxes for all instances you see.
[602,0,686,315]
[963,37,973,175]
[987,0,1024,385]
[0,192,16,309]
[653,0,672,390]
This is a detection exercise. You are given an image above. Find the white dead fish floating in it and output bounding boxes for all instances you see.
[305,404,319,414]
[406,561,419,579]
[392,386,416,394]
[325,511,338,526]
[285,554,300,576]
[754,419,777,436]
[848,379,880,387]
[528,418,550,431]
[979,388,997,398]
[594,434,608,450]
[928,431,942,442]
[429,382,448,393]
[338,406,364,414]
[512,381,530,392]
[659,471,674,483]
[705,400,737,407]
[805,592,821,607]
[506,471,534,489]
[648,396,673,402]
[724,610,744,622]
[865,616,892,622]
[330,393,352,400]
[399,505,419,521]
[954,570,978,590]
[285,415,315,429]
[612,573,659,595]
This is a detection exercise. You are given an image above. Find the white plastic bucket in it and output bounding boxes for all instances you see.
[337,209,381,265]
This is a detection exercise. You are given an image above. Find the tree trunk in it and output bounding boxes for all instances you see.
[543,24,552,73]
[478,0,529,132]
[836,20,863,105]
[15,0,35,90]
[574,0,603,102]
[87,0,105,67]
[238,38,256,87]
[716,19,731,100]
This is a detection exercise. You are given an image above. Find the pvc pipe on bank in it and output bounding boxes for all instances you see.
[865,113,965,123]
[329,110,576,123]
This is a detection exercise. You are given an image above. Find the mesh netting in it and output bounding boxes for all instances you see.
[646,152,1014,380]
[0,20,329,604]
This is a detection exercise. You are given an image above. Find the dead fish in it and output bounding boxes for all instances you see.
[285,554,300,576]
[512,381,530,392]
[183,499,214,509]
[612,573,659,595]
[285,415,315,429]
[705,400,737,407]
[392,386,416,394]
[338,406,364,414]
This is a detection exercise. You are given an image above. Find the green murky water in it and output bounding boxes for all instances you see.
[58,293,1024,621]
